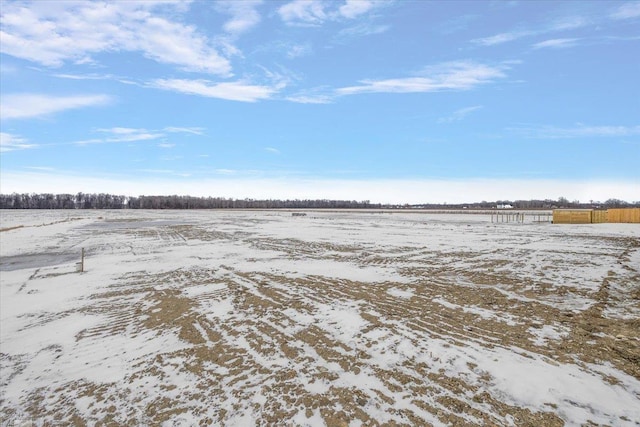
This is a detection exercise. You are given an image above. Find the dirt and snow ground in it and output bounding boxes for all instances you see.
[1,209,639,426]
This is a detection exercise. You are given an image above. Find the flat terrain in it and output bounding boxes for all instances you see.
[1,210,639,426]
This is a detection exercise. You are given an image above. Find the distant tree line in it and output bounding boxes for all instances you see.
[0,193,637,210]
[406,198,638,210]
[0,193,374,210]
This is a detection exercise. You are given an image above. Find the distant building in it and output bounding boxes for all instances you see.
[496,204,513,209]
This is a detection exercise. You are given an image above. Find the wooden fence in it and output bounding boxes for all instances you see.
[553,210,593,224]
[553,208,639,224]
[607,208,640,223]
[591,210,608,224]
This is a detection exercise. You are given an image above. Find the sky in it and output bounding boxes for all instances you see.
[1,0,639,204]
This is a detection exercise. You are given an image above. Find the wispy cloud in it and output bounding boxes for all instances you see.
[99,127,146,135]
[255,40,314,60]
[278,0,327,26]
[286,85,335,104]
[164,127,205,135]
[54,73,116,81]
[336,61,508,95]
[0,1,231,75]
[278,0,386,26]
[265,147,280,154]
[473,30,533,46]
[339,0,377,19]
[0,94,111,120]
[286,94,334,104]
[286,43,312,59]
[52,72,137,86]
[550,16,589,31]
[75,126,200,145]
[217,0,263,36]
[150,79,279,102]
[509,124,640,139]
[0,132,37,152]
[337,23,390,39]
[0,63,18,74]
[532,38,580,49]
[610,2,640,20]
[438,105,483,123]
[75,128,163,145]
[472,15,589,47]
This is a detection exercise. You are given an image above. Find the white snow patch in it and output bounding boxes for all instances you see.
[387,287,414,299]
[314,301,368,346]
[528,324,569,346]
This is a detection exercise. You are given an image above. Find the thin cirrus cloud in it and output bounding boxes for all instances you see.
[150,79,279,102]
[278,0,381,26]
[216,0,263,36]
[75,128,165,145]
[610,2,640,20]
[0,94,111,120]
[164,127,205,135]
[473,30,533,46]
[336,23,390,39]
[0,132,37,152]
[286,43,312,59]
[509,124,640,139]
[278,0,327,26]
[336,61,508,95]
[0,1,231,75]
[286,94,334,104]
[338,0,378,19]
[532,38,580,49]
[286,85,335,104]
[472,16,589,47]
[74,127,202,146]
[438,105,483,124]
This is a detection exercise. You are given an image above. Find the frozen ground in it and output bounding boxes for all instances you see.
[1,209,639,426]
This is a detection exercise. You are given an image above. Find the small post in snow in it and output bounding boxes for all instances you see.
[77,248,85,273]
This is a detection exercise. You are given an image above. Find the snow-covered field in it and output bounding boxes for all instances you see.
[1,209,639,426]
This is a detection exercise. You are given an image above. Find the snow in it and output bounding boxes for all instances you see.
[387,287,414,299]
[1,209,639,426]
[314,301,368,345]
[528,324,569,346]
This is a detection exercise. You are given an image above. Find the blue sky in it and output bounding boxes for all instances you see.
[1,0,639,203]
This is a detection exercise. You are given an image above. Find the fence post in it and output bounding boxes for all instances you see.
[81,248,85,273]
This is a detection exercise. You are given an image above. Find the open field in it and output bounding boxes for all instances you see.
[1,209,639,426]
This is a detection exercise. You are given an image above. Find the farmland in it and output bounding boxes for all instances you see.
[1,210,639,426]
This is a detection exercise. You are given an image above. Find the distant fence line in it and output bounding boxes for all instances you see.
[490,212,552,223]
[386,209,553,215]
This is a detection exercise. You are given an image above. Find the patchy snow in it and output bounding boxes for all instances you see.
[316,302,368,346]
[1,209,639,426]
[528,324,569,346]
[387,287,414,299]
